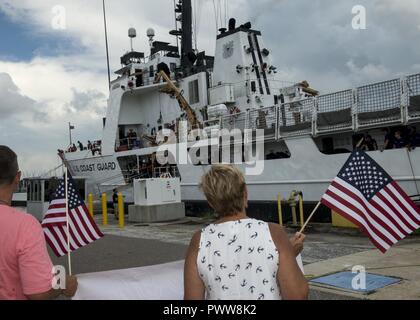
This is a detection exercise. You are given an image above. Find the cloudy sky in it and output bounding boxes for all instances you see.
[0,0,419,175]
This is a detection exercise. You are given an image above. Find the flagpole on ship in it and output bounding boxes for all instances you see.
[64,168,73,276]
[102,0,111,91]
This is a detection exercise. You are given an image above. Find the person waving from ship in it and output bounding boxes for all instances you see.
[184,165,308,300]
[112,188,119,220]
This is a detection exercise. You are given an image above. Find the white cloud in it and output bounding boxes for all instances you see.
[1,0,420,173]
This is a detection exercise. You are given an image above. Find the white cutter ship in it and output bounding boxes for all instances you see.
[62,0,420,218]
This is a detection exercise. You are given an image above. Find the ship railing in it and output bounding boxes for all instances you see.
[216,73,420,139]
[315,89,354,135]
[247,106,278,141]
[407,73,420,123]
[278,98,315,138]
[355,78,404,129]
[153,166,180,178]
[220,111,248,132]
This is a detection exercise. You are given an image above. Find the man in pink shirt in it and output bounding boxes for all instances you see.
[0,146,78,300]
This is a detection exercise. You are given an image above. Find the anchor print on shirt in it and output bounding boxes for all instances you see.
[228,235,238,246]
[199,219,280,298]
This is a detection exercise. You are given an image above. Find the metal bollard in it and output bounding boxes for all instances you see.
[88,193,94,218]
[277,193,283,227]
[102,193,108,226]
[118,192,125,229]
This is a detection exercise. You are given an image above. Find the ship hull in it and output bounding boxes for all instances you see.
[65,137,420,212]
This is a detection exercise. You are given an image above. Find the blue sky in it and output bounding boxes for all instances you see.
[0,10,53,60]
[0,9,88,62]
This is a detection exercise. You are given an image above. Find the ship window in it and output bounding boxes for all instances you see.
[189,79,200,105]
[149,65,154,78]
[170,63,177,72]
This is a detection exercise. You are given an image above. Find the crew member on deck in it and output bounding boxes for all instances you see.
[78,141,84,151]
[394,131,408,149]
[112,188,119,220]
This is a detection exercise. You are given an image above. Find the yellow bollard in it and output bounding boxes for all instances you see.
[299,193,305,228]
[277,193,283,227]
[118,192,125,229]
[102,193,108,226]
[88,193,94,218]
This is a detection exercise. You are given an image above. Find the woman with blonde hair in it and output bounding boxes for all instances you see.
[184,164,308,300]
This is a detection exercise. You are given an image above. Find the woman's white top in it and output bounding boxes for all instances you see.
[197,218,281,300]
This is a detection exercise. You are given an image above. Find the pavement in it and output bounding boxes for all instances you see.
[48,214,420,300]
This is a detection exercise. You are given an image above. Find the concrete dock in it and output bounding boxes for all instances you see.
[48,214,420,300]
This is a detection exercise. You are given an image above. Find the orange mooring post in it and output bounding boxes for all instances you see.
[118,192,125,229]
[88,193,94,218]
[102,193,108,226]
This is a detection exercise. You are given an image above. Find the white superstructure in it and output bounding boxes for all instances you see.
[62,1,420,216]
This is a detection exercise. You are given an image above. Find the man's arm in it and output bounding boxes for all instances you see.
[184,231,205,300]
[269,223,309,300]
[18,215,78,300]
[27,276,78,300]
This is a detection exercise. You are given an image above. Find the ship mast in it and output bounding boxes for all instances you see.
[171,0,194,75]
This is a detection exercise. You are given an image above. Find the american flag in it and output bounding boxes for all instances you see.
[321,150,420,253]
[42,173,104,257]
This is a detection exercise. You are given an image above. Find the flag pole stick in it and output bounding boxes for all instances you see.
[356,137,365,149]
[64,168,73,276]
[299,201,322,234]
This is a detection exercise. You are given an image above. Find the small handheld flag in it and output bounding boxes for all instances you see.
[42,173,104,257]
[321,150,420,253]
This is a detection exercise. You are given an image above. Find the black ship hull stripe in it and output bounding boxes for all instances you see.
[253,33,271,95]
[248,34,264,95]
